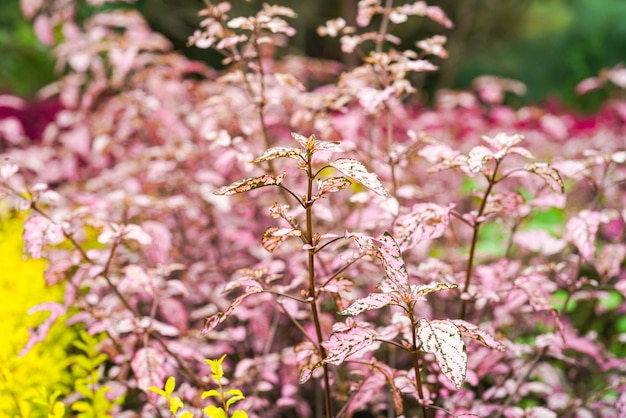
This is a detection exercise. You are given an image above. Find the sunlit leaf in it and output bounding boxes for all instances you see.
[330,158,390,197]
[416,319,467,389]
[214,172,286,195]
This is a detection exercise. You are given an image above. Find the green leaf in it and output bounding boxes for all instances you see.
[231,411,249,418]
[180,412,194,418]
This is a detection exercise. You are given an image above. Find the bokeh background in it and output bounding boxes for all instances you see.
[1,0,625,110]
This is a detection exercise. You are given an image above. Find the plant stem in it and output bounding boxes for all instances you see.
[305,157,334,418]
[410,322,429,418]
[459,161,500,319]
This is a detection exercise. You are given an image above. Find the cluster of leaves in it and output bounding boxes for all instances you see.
[1,0,626,417]
[150,354,248,418]
[0,212,75,418]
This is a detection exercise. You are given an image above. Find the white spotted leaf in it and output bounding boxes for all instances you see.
[338,292,395,316]
[314,177,352,199]
[252,147,302,163]
[214,172,286,195]
[322,323,377,365]
[313,139,343,152]
[261,226,302,252]
[392,203,452,251]
[525,162,564,193]
[416,319,467,389]
[565,210,604,261]
[374,232,409,293]
[330,158,390,197]
[450,319,506,351]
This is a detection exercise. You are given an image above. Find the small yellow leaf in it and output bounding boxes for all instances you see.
[204,354,227,381]
[226,394,245,409]
[202,405,227,418]
[169,396,184,414]
[148,386,168,398]
[201,389,222,399]
[165,376,176,396]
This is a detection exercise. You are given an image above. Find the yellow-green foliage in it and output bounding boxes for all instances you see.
[0,212,74,418]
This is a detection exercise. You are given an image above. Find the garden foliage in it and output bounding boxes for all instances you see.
[1,0,626,417]
[0,213,74,417]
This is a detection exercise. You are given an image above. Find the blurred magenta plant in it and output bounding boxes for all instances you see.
[1,0,626,417]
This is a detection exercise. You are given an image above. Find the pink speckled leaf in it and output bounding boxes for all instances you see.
[132,347,166,392]
[594,243,626,278]
[23,215,65,259]
[375,232,409,293]
[525,162,564,193]
[203,280,263,333]
[322,323,377,365]
[252,147,301,163]
[330,158,390,197]
[416,319,467,389]
[214,172,286,195]
[565,210,603,261]
[338,292,395,316]
[410,282,457,297]
[315,176,352,199]
[261,226,302,252]
[450,319,505,351]
[393,203,452,251]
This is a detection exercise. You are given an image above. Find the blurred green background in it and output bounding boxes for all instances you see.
[1,0,625,111]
